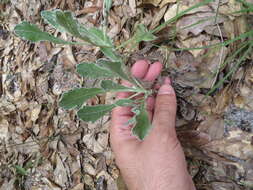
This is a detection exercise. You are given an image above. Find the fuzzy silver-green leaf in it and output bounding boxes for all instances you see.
[41,10,66,32]
[59,88,105,110]
[134,24,156,43]
[76,63,116,78]
[77,99,132,122]
[100,47,121,62]
[87,28,113,47]
[98,60,132,82]
[78,104,115,122]
[132,103,152,140]
[101,80,139,92]
[55,11,85,40]
[14,21,75,44]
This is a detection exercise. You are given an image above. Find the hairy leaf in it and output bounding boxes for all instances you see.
[126,107,140,126]
[76,63,115,78]
[42,10,89,42]
[41,10,66,32]
[98,60,132,82]
[134,24,156,43]
[132,103,152,140]
[79,25,114,47]
[78,104,114,122]
[55,10,86,40]
[100,47,121,62]
[101,80,139,92]
[43,10,113,47]
[59,88,105,110]
[14,22,75,44]
[78,99,132,122]
[87,28,113,47]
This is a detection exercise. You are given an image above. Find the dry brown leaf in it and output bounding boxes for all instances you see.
[212,86,232,114]
[219,0,243,17]
[142,0,162,6]
[176,13,226,39]
[0,179,15,190]
[180,35,210,57]
[159,0,177,7]
[197,115,225,140]
[30,104,42,122]
[0,98,16,115]
[234,84,253,110]
[54,153,68,187]
[129,0,137,15]
[150,5,168,29]
[164,3,211,22]
[202,129,253,160]
[75,6,100,16]
[164,4,188,21]
[71,183,84,190]
[41,177,62,190]
[84,174,94,187]
[178,130,211,147]
[0,117,9,141]
[170,47,227,89]
[66,0,75,11]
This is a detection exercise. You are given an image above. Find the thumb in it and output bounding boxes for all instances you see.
[151,79,177,137]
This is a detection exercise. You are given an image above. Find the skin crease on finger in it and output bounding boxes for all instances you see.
[110,60,196,190]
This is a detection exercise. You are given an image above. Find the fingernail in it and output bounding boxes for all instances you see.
[158,84,174,95]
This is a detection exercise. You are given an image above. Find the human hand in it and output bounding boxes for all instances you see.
[110,60,196,190]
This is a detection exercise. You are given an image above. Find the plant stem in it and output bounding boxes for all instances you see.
[116,38,134,50]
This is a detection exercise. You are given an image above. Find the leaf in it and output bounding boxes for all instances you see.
[132,103,153,140]
[87,28,113,47]
[134,24,156,43]
[98,60,132,82]
[77,99,132,122]
[100,47,121,62]
[14,21,76,44]
[115,99,134,106]
[55,10,86,40]
[79,25,114,47]
[13,165,27,176]
[41,10,66,32]
[105,0,113,12]
[78,104,115,122]
[101,80,139,92]
[76,62,116,78]
[43,10,113,47]
[126,106,140,125]
[42,10,89,42]
[59,88,105,110]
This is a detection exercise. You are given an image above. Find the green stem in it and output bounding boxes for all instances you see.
[116,38,134,50]
[132,76,145,89]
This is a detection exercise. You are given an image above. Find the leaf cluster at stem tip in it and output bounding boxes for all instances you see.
[13,9,155,139]
[13,0,217,140]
